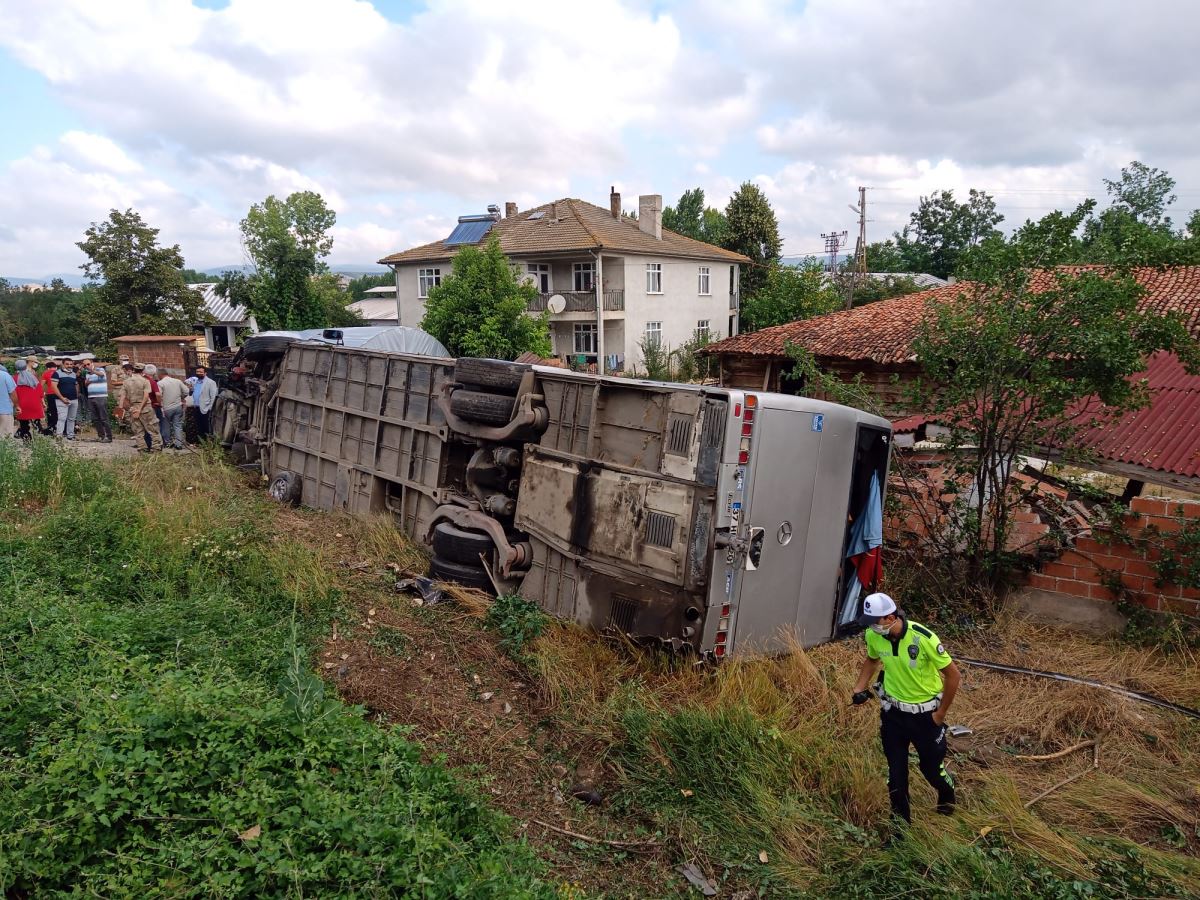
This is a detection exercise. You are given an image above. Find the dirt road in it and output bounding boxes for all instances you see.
[61,434,197,460]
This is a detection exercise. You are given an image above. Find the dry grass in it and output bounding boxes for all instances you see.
[528,613,1200,892]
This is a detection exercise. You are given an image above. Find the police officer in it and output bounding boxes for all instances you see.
[850,592,960,825]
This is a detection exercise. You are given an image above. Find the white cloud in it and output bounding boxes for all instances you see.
[0,132,237,276]
[2,0,1200,278]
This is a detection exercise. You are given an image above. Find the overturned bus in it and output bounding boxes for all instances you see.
[213,330,891,659]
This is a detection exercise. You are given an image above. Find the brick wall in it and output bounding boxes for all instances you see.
[113,338,202,377]
[1024,496,1200,617]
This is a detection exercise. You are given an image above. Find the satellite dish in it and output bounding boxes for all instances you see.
[547,294,567,314]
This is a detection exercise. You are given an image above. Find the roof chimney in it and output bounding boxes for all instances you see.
[638,194,662,240]
[610,186,620,219]
[505,201,518,219]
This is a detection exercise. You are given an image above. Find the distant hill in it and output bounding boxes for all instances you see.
[1,273,89,289]
[3,264,389,290]
[196,264,390,278]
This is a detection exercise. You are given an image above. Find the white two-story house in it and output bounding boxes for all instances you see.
[378,190,747,373]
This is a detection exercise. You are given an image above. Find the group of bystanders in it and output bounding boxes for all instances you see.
[1,355,218,452]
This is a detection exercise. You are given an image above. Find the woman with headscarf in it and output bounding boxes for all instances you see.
[15,358,45,440]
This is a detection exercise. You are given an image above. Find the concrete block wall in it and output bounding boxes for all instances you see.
[1024,496,1200,616]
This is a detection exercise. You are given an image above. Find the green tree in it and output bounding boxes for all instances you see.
[239,191,338,330]
[420,237,550,359]
[857,239,910,273]
[833,271,926,307]
[663,188,705,238]
[700,207,727,246]
[663,188,728,246]
[739,262,840,331]
[723,182,782,300]
[1077,162,1200,265]
[310,273,365,327]
[0,279,25,345]
[1104,160,1177,228]
[895,189,1004,278]
[911,224,1200,587]
[346,272,394,303]
[76,209,206,348]
[180,267,213,284]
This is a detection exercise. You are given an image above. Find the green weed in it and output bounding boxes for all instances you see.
[484,593,548,663]
[0,444,551,897]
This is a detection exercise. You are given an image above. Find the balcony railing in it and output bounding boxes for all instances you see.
[527,290,625,313]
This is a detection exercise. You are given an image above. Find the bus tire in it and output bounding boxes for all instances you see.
[429,555,495,593]
[449,389,515,426]
[268,470,302,505]
[432,521,495,566]
[454,358,530,394]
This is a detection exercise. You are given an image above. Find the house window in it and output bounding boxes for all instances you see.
[646,263,663,294]
[418,267,441,299]
[573,322,597,355]
[698,266,710,295]
[645,321,662,348]
[695,320,711,341]
[573,262,595,292]
[527,263,551,293]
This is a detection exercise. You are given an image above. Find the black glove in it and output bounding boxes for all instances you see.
[851,690,872,706]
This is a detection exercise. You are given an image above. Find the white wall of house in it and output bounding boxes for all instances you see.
[392,254,737,369]
[393,263,444,326]
[620,255,736,368]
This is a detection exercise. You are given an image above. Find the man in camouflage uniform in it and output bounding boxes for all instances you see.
[121,362,162,452]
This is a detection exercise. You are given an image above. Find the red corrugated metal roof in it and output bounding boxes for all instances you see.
[891,414,932,435]
[1063,352,1200,479]
[706,266,1200,363]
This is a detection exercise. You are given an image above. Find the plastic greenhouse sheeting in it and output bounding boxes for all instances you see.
[255,327,450,357]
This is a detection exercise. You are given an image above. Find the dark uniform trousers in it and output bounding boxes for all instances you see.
[880,706,955,823]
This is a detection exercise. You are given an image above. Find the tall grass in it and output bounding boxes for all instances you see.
[530,625,1200,897]
[0,443,550,897]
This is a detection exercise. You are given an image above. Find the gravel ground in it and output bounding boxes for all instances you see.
[60,431,198,460]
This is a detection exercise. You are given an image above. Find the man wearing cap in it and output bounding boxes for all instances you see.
[850,592,960,826]
[121,362,162,452]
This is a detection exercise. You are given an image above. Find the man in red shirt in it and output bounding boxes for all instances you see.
[41,360,59,433]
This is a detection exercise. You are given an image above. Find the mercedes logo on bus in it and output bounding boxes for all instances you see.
[777,521,793,545]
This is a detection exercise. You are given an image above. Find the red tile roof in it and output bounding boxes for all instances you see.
[379,198,749,266]
[706,266,1200,363]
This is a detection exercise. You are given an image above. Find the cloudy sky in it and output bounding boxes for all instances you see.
[2,0,1199,279]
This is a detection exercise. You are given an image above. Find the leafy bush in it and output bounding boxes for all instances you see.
[484,593,548,663]
[3,667,547,896]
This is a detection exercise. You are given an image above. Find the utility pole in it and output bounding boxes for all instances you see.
[845,186,868,310]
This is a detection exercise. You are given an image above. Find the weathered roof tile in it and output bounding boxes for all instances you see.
[378,198,749,266]
[707,266,1200,363]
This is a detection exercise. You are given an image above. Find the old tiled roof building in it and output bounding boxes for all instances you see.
[705,266,1200,489]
